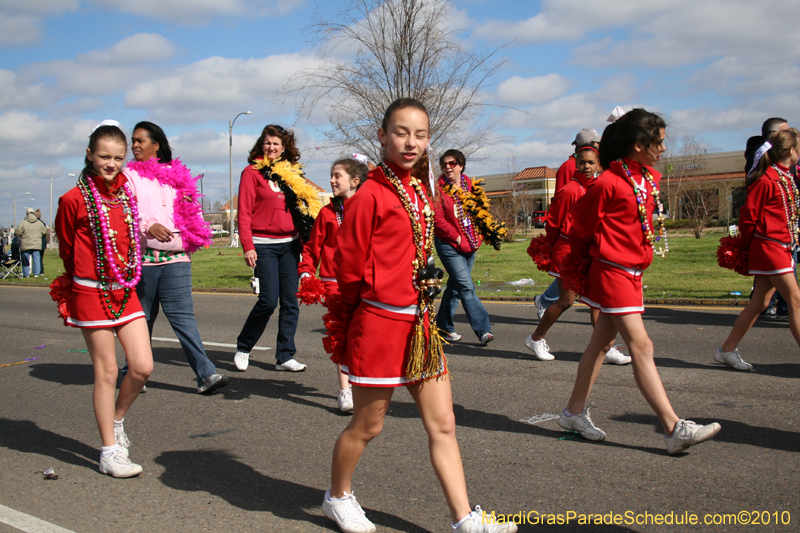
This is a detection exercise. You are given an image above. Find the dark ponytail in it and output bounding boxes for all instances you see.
[746,128,800,188]
[599,108,666,169]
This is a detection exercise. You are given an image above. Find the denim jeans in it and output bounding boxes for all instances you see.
[539,279,560,309]
[435,238,492,339]
[237,240,301,364]
[136,261,217,385]
[21,250,41,277]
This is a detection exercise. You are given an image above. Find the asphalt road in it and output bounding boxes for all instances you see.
[1,286,798,533]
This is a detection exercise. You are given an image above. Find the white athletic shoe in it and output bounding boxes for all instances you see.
[442,331,463,342]
[99,449,142,478]
[558,405,606,441]
[322,490,376,533]
[338,388,354,413]
[604,346,632,365]
[234,351,250,371]
[713,347,752,371]
[276,358,307,372]
[454,506,519,533]
[665,419,722,455]
[523,334,554,360]
[114,426,130,458]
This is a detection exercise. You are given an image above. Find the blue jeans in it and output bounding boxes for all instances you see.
[435,238,491,339]
[21,250,41,277]
[137,262,217,385]
[539,279,560,309]
[237,240,300,364]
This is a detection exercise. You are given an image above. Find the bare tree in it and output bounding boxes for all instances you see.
[286,0,505,162]
[660,135,718,238]
[489,156,529,240]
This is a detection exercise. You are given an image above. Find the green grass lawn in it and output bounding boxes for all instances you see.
[4,228,758,301]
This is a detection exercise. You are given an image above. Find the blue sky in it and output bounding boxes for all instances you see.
[1,0,798,227]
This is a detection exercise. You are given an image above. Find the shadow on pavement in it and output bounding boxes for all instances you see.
[155,449,429,532]
[0,418,97,469]
[27,363,94,386]
[612,413,800,453]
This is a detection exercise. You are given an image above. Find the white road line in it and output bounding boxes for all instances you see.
[0,503,76,533]
[150,337,271,351]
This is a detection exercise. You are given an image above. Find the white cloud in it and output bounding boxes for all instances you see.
[0,0,78,47]
[0,111,95,168]
[0,70,58,110]
[496,74,571,105]
[88,0,305,24]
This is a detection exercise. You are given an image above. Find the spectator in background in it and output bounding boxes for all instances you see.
[16,207,47,277]
[34,208,48,275]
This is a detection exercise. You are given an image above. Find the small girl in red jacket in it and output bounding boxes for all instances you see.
[298,156,368,413]
[559,108,721,455]
[715,128,800,370]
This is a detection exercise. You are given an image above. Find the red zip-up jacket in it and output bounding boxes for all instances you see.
[334,162,429,314]
[237,162,297,252]
[433,174,483,253]
[568,159,660,271]
[545,169,590,245]
[298,200,343,280]
[739,164,796,250]
[56,174,135,280]
[555,155,576,193]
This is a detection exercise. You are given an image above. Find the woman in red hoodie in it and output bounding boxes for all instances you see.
[54,122,152,478]
[714,128,800,370]
[233,125,320,373]
[558,109,720,455]
[321,99,517,533]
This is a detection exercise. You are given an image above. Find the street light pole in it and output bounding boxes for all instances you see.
[12,192,31,228]
[50,173,76,246]
[229,110,252,246]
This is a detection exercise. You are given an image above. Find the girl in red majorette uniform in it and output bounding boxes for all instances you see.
[715,128,800,371]
[525,145,629,365]
[298,155,368,413]
[320,98,517,533]
[557,108,721,455]
[54,121,153,478]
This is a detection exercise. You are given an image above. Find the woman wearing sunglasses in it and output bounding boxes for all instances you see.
[233,124,320,373]
[433,149,495,345]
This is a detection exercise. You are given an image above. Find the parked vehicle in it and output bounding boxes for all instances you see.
[531,210,548,228]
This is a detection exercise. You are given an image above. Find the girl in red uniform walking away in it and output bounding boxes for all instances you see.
[558,109,721,455]
[715,128,800,370]
[321,99,517,533]
[53,122,153,477]
[298,156,368,413]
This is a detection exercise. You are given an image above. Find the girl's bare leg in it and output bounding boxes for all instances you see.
[114,318,153,421]
[720,276,775,352]
[532,279,574,341]
[330,385,393,497]
[407,376,471,523]
[610,313,679,434]
[565,312,617,414]
[763,272,800,347]
[590,307,617,352]
[338,364,350,391]
[82,328,121,447]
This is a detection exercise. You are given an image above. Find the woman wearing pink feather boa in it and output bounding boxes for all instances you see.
[124,121,227,395]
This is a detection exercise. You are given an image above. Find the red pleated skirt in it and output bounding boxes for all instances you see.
[581,260,645,315]
[66,277,145,329]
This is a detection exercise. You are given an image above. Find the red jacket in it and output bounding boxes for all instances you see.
[555,155,576,193]
[56,174,135,280]
[298,200,343,279]
[739,164,796,250]
[545,169,590,245]
[433,174,483,253]
[568,159,661,271]
[237,163,297,252]
[334,162,430,314]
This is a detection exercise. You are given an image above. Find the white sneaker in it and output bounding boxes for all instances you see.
[442,331,463,342]
[523,334,554,360]
[604,345,631,365]
[338,388,354,413]
[534,294,546,319]
[99,449,142,478]
[665,419,721,455]
[713,347,752,371]
[234,351,250,371]
[558,406,606,441]
[322,490,376,533]
[454,506,519,533]
[276,358,307,372]
[114,427,130,458]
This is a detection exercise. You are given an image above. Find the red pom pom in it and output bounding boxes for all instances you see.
[527,235,552,272]
[49,274,72,326]
[717,235,749,276]
[322,292,349,364]
[296,274,327,305]
[560,252,591,294]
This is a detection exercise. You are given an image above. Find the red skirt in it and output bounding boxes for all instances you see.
[548,237,570,278]
[342,302,447,387]
[748,236,794,276]
[66,277,145,329]
[581,260,645,315]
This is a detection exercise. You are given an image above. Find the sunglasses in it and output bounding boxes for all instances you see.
[444,160,460,168]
